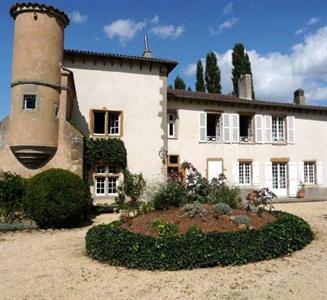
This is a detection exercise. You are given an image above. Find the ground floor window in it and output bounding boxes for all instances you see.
[94,165,120,196]
[304,162,315,184]
[239,162,251,185]
[272,163,287,189]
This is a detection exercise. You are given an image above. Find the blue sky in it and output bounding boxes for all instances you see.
[1,0,327,119]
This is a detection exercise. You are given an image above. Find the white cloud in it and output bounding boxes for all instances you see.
[104,19,146,45]
[209,17,237,35]
[184,63,197,76]
[70,11,88,24]
[150,15,160,24]
[150,25,184,39]
[223,2,233,15]
[307,16,320,25]
[186,26,327,103]
[295,16,321,36]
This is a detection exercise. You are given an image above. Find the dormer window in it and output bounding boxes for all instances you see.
[23,95,36,110]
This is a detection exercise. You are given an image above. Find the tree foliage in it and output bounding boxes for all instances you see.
[205,52,221,93]
[174,75,186,90]
[232,43,255,99]
[195,60,205,92]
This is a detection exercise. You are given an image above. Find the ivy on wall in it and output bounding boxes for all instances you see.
[84,138,127,178]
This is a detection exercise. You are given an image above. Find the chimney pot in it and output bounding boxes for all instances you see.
[237,74,252,100]
[294,89,305,105]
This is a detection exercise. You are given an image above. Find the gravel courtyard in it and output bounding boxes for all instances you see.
[0,202,326,300]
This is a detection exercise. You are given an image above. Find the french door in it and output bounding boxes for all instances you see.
[272,163,287,197]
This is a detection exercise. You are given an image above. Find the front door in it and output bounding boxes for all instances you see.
[272,163,287,197]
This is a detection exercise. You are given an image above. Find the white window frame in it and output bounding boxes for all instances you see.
[167,112,176,138]
[23,95,37,110]
[239,162,252,185]
[304,162,316,185]
[94,165,120,196]
[272,117,286,143]
[108,112,121,136]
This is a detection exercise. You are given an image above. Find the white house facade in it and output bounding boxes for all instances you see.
[0,2,326,203]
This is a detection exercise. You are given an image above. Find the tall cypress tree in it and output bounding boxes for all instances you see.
[232,43,255,99]
[195,60,205,92]
[205,51,221,94]
[174,75,186,90]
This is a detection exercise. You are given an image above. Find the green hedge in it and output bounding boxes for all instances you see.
[85,211,314,270]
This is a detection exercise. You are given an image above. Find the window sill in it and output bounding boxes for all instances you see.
[168,136,178,140]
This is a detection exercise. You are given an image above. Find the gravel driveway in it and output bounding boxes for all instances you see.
[0,202,326,300]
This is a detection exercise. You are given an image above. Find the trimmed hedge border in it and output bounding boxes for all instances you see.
[85,211,314,270]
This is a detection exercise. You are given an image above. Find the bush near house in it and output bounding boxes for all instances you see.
[85,211,313,270]
[0,171,28,222]
[24,169,92,229]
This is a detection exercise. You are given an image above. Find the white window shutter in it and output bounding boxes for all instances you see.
[208,160,223,181]
[231,114,239,143]
[264,162,273,190]
[252,161,260,186]
[232,161,239,185]
[255,114,264,143]
[317,161,324,185]
[222,113,231,143]
[288,161,298,197]
[287,116,295,144]
[298,161,304,184]
[265,115,272,143]
[199,112,207,142]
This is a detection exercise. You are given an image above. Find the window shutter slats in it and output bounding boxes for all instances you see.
[199,112,206,142]
[288,161,298,197]
[287,116,295,144]
[252,161,260,186]
[317,161,324,185]
[255,115,264,143]
[222,113,231,143]
[264,162,273,189]
[265,115,272,143]
[298,161,304,183]
[231,114,239,143]
[232,161,239,184]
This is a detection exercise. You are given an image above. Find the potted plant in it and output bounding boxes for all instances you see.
[297,181,305,198]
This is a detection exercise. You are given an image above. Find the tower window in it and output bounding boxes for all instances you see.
[23,95,36,110]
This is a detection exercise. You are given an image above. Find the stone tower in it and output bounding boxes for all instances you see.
[8,3,69,169]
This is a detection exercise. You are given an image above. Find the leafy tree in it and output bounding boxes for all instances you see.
[205,52,221,93]
[195,60,205,92]
[174,75,186,90]
[231,43,255,99]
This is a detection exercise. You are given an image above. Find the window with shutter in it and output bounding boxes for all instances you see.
[316,161,324,185]
[252,161,260,186]
[230,114,239,143]
[199,112,206,142]
[287,116,295,144]
[222,113,231,143]
[265,115,272,143]
[264,162,273,189]
[255,115,264,143]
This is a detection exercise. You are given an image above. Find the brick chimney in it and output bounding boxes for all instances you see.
[294,89,305,105]
[238,74,252,100]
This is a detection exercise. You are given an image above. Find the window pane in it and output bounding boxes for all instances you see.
[207,114,220,140]
[108,177,117,194]
[96,166,106,174]
[94,112,105,134]
[23,95,36,110]
[96,177,105,195]
[108,112,120,135]
[108,165,118,174]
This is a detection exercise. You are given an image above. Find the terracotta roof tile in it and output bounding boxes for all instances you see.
[167,88,327,114]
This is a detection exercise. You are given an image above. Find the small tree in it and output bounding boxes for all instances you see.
[231,43,255,98]
[115,169,146,215]
[174,75,186,90]
[205,51,221,93]
[195,60,205,92]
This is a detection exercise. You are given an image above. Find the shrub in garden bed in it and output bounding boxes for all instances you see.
[24,169,92,229]
[85,211,314,270]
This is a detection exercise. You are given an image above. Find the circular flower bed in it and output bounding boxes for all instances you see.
[85,211,313,270]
